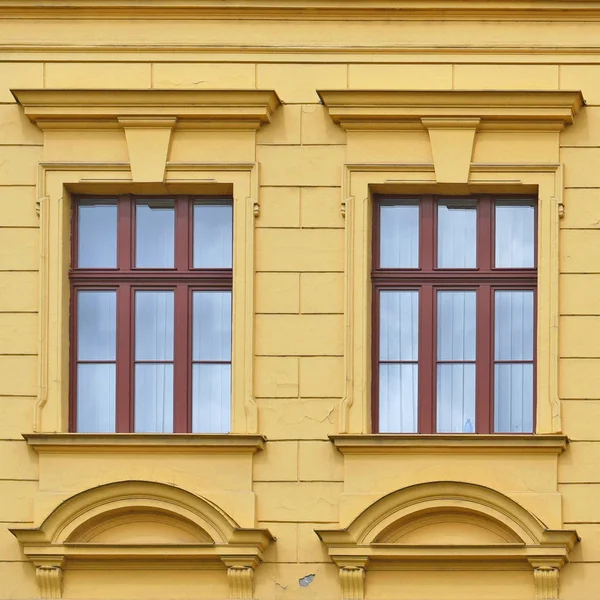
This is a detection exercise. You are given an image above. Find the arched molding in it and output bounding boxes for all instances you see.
[11,481,273,599]
[316,481,578,600]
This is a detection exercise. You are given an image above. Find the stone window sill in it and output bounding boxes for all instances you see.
[329,434,568,455]
[23,433,266,454]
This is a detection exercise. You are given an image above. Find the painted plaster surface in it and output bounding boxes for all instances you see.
[0,2,598,599]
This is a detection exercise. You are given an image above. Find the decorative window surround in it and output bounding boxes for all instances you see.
[11,481,273,600]
[317,89,584,435]
[315,481,578,600]
[13,89,280,183]
[12,88,280,434]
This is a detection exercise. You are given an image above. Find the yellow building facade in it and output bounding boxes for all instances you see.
[0,2,599,599]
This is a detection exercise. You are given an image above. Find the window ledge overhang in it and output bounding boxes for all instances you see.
[23,433,266,454]
[317,90,584,131]
[329,434,568,455]
[11,89,281,131]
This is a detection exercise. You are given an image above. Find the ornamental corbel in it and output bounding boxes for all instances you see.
[222,558,258,599]
[35,560,64,599]
[529,559,563,600]
[339,566,366,600]
[336,557,368,600]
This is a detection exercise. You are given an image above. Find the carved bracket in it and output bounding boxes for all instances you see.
[36,564,63,599]
[533,566,560,600]
[339,566,366,600]
[226,565,255,599]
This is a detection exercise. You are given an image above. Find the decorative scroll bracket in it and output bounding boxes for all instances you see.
[530,561,562,600]
[223,562,256,599]
[35,563,63,599]
[339,565,367,600]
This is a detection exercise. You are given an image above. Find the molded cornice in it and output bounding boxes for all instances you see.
[24,433,266,453]
[12,89,281,130]
[329,434,569,455]
[318,90,584,131]
[4,1,600,20]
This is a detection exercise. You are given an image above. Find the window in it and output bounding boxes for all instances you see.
[372,196,536,434]
[70,195,233,433]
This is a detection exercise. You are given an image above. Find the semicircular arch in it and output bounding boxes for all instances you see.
[30,480,239,545]
[347,481,546,545]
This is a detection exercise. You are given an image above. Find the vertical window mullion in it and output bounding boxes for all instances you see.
[117,194,132,271]
[478,196,493,272]
[173,284,190,433]
[418,285,435,433]
[476,285,493,433]
[116,283,133,432]
[175,195,191,271]
[421,196,435,272]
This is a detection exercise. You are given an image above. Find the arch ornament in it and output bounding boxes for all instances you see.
[316,481,578,600]
[11,481,274,599]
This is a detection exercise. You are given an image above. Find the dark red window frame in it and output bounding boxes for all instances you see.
[69,194,232,433]
[371,195,537,434]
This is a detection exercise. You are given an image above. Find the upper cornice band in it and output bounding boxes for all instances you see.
[3,1,600,20]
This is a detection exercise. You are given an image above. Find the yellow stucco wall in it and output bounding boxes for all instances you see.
[1,3,600,599]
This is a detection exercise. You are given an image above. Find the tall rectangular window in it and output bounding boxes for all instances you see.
[70,195,233,433]
[373,196,537,434]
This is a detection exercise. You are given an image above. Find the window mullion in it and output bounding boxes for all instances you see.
[476,285,493,433]
[173,284,190,433]
[418,284,435,433]
[117,194,132,271]
[116,283,133,432]
[478,196,493,272]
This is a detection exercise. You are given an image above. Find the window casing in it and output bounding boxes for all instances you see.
[70,195,233,434]
[372,195,537,435]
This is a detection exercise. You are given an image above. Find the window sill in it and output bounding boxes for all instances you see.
[23,433,266,454]
[329,434,568,455]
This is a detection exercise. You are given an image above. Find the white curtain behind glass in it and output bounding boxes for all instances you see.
[379,290,419,433]
[436,291,476,433]
[134,291,174,433]
[77,291,117,432]
[192,291,232,433]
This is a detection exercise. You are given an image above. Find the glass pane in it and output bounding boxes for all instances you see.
[135,291,174,361]
[436,364,476,433]
[494,364,534,433]
[77,291,116,361]
[193,203,233,268]
[136,200,175,268]
[437,291,476,361]
[192,364,231,433]
[77,364,116,432]
[134,364,173,433]
[495,291,534,361]
[379,364,418,433]
[380,201,419,268]
[78,202,117,268]
[495,202,535,268]
[437,200,477,268]
[193,292,232,361]
[379,291,418,361]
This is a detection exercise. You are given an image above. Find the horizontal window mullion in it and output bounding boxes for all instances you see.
[70,273,232,287]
